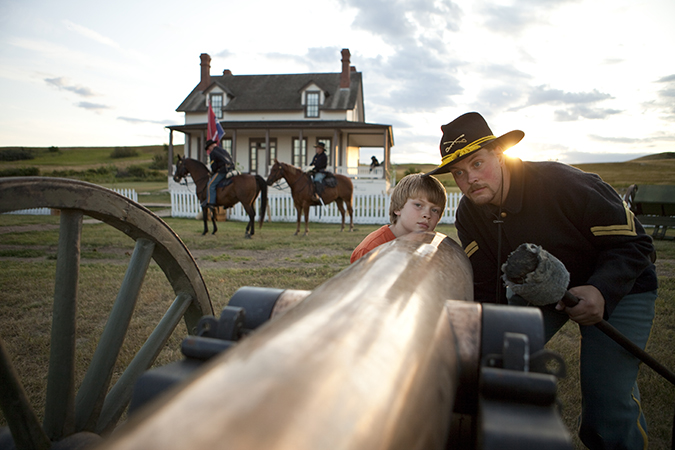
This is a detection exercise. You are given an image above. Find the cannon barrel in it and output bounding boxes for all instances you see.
[100,232,473,450]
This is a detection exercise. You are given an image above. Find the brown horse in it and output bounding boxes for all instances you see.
[173,156,267,238]
[266,159,354,235]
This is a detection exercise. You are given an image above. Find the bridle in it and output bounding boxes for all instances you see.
[175,160,210,199]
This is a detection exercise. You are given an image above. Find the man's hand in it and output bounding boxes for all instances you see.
[555,285,605,325]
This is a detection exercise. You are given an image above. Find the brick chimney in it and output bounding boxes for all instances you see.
[340,48,351,89]
[199,53,211,91]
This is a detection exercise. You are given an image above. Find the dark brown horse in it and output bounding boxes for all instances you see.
[173,156,267,238]
[266,159,354,235]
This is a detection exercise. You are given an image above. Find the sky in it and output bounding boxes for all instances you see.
[1,0,674,165]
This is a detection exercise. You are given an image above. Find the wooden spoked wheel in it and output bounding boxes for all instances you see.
[0,177,213,449]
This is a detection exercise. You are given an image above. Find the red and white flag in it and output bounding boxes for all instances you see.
[207,102,225,142]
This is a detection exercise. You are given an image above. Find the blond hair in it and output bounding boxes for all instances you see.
[389,174,446,223]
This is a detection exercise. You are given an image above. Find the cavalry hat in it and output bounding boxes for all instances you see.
[425,112,524,176]
[314,142,326,150]
[205,139,217,150]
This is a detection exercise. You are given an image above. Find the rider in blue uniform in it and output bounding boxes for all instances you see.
[308,142,328,202]
[205,139,236,207]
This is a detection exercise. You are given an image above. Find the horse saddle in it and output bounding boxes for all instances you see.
[216,175,235,189]
[323,172,337,188]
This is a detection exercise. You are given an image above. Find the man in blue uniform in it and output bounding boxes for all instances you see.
[205,139,236,207]
[308,142,328,202]
[425,112,658,450]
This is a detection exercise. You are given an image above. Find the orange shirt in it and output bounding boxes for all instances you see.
[350,225,396,263]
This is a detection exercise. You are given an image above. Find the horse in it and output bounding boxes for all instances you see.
[266,159,354,236]
[173,156,268,238]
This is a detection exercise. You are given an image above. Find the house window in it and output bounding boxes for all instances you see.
[211,94,223,119]
[292,137,307,167]
[305,91,319,118]
[222,138,233,158]
[249,138,276,175]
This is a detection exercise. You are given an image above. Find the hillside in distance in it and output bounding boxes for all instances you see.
[393,152,675,190]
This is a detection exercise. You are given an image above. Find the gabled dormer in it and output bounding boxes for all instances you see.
[299,82,328,118]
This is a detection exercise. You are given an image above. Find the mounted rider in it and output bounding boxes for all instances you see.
[307,142,328,202]
[205,139,238,207]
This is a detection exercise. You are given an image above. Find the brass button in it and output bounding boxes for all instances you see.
[500,212,507,218]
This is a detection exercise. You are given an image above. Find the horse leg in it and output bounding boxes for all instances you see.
[335,199,346,232]
[347,199,354,232]
[303,204,310,236]
[201,206,209,235]
[294,207,301,236]
[211,207,218,235]
[244,204,255,239]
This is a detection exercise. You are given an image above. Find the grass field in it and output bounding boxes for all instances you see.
[0,214,673,448]
[1,147,675,448]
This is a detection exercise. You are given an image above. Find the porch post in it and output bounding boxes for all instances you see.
[167,130,174,174]
[298,129,303,166]
[332,129,339,170]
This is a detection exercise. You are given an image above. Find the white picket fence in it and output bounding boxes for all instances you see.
[4,188,138,215]
[171,191,462,225]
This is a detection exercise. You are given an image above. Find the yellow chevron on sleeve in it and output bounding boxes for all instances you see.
[465,241,479,258]
[590,204,637,236]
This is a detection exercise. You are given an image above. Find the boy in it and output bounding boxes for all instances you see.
[350,173,446,263]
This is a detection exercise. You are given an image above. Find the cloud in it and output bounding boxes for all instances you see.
[338,0,463,43]
[553,105,621,121]
[45,77,96,97]
[589,133,675,144]
[118,117,174,125]
[62,20,146,64]
[527,85,613,105]
[63,20,121,50]
[76,102,109,111]
[480,0,580,35]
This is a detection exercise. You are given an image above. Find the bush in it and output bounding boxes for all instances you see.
[0,167,40,177]
[149,152,169,170]
[0,148,35,161]
[48,146,60,153]
[404,167,421,176]
[110,147,139,159]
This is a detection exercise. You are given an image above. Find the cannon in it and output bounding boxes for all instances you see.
[0,178,572,449]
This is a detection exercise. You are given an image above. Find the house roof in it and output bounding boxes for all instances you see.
[166,120,393,147]
[176,71,363,113]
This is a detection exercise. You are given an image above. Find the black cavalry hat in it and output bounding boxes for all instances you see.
[205,139,217,150]
[314,142,326,150]
[425,112,524,176]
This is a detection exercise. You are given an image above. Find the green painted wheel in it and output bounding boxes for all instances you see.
[0,177,213,449]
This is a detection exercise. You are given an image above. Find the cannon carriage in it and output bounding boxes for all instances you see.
[0,177,572,450]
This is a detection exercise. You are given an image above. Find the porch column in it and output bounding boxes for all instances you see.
[232,129,237,165]
[199,130,206,164]
[167,130,174,174]
[298,129,303,166]
[265,129,270,176]
[332,129,339,170]
[382,130,388,178]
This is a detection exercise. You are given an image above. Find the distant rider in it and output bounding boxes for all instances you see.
[205,139,237,207]
[307,142,328,202]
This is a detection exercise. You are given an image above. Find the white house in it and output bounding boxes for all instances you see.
[166,49,394,195]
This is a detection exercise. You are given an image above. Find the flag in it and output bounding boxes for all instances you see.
[207,101,225,143]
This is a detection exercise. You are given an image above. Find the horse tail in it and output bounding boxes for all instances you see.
[255,174,268,228]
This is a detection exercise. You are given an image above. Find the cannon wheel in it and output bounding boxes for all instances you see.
[0,177,213,449]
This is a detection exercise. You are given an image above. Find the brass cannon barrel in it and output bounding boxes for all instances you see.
[101,232,474,450]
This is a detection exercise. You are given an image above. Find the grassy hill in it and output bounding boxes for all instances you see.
[393,153,675,191]
[2,146,674,193]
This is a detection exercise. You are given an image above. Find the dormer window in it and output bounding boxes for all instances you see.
[305,91,320,118]
[211,94,223,119]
